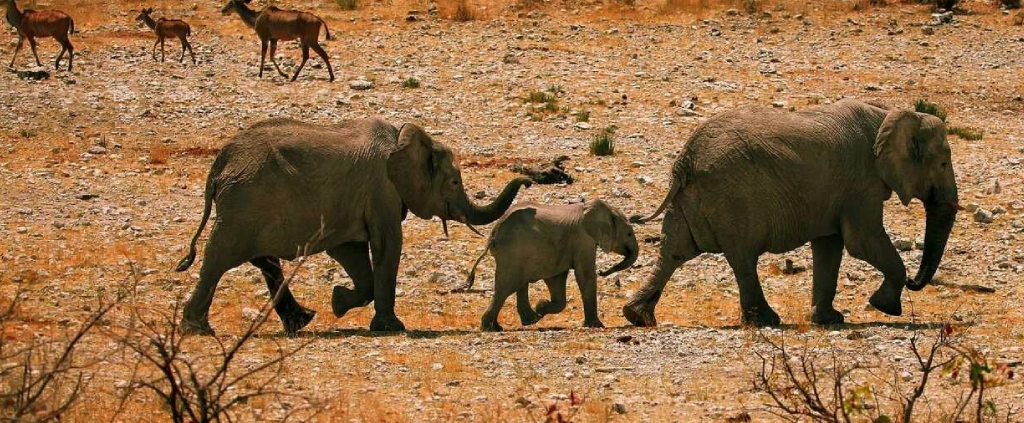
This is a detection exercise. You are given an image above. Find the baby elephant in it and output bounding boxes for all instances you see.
[458,200,639,331]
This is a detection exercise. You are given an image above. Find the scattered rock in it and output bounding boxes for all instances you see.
[974,208,995,224]
[349,79,373,90]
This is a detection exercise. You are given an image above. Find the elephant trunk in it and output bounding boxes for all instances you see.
[906,199,957,291]
[458,177,532,225]
[600,245,638,277]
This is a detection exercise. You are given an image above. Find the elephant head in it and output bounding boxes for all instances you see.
[387,124,532,233]
[582,200,640,277]
[874,110,959,291]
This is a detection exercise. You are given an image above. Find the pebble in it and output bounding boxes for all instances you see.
[974,209,995,224]
[349,79,373,90]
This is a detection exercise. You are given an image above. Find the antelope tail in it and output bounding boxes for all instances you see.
[320,18,332,40]
[69,18,75,35]
[630,179,679,224]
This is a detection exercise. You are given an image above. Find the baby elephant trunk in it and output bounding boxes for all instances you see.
[906,199,957,291]
[600,245,638,277]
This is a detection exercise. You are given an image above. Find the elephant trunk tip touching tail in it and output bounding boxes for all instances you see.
[451,247,490,293]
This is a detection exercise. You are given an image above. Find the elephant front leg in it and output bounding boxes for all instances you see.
[536,271,568,317]
[843,219,907,317]
[326,242,374,318]
[515,285,542,326]
[810,235,845,325]
[574,257,604,328]
[251,257,315,335]
[367,221,406,332]
[725,254,780,327]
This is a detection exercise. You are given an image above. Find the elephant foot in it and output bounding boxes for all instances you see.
[281,307,316,335]
[519,310,542,326]
[869,287,903,317]
[480,319,503,332]
[179,316,215,336]
[583,319,605,329]
[331,286,370,318]
[622,301,657,327]
[810,306,845,326]
[369,313,406,332]
[741,306,782,327]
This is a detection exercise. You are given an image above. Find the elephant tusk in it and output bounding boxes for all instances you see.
[464,223,484,237]
[441,219,450,238]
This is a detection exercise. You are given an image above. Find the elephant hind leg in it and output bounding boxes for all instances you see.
[725,253,780,327]
[516,285,541,326]
[326,242,374,318]
[180,226,251,336]
[535,271,569,317]
[481,272,521,332]
[251,257,315,335]
[624,209,700,327]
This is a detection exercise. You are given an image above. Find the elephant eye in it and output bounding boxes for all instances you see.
[452,180,460,186]
[940,162,948,168]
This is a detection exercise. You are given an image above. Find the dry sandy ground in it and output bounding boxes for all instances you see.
[1,0,1023,421]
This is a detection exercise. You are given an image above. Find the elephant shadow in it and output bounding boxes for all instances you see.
[264,328,479,339]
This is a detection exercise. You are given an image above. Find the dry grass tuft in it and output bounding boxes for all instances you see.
[451,0,478,22]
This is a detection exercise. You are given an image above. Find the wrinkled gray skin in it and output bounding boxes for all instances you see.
[459,200,639,331]
[175,118,532,335]
[625,99,959,327]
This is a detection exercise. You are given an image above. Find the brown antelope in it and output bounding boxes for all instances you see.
[5,0,75,71]
[221,0,334,82]
[136,8,196,64]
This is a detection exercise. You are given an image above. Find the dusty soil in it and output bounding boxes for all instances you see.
[1,0,1023,421]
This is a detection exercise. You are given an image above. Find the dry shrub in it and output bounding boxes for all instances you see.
[449,0,477,22]
[1,279,126,422]
[754,324,1019,423]
[149,143,172,165]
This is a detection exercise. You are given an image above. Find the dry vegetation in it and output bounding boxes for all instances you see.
[1,0,1023,421]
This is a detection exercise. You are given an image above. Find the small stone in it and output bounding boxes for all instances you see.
[893,239,914,251]
[241,307,261,322]
[637,175,654,185]
[87,146,108,155]
[349,79,373,90]
[992,205,1007,215]
[965,203,980,212]
[922,27,935,35]
[574,122,592,130]
[612,403,627,414]
[974,208,995,224]
[986,179,1001,195]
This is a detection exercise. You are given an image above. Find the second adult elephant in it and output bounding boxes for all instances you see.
[175,118,532,335]
[625,99,959,327]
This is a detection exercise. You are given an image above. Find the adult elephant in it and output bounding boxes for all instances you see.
[175,118,532,335]
[625,99,959,327]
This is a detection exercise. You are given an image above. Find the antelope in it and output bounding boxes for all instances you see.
[221,0,334,82]
[5,0,75,71]
[136,8,196,64]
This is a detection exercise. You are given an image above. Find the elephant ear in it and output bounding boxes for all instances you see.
[582,200,616,252]
[387,124,442,219]
[874,110,924,206]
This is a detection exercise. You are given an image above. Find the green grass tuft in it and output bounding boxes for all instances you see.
[914,99,947,122]
[401,77,420,89]
[947,125,983,140]
[574,110,590,122]
[336,0,358,10]
[590,127,616,156]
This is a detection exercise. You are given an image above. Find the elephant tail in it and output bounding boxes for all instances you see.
[174,169,217,272]
[451,246,489,293]
[630,179,679,224]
